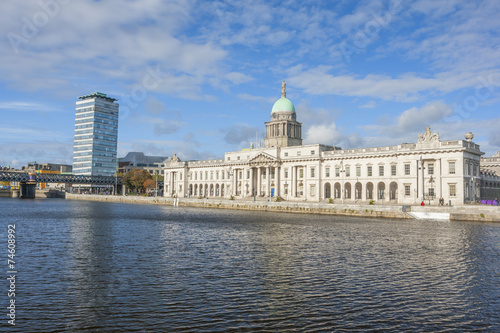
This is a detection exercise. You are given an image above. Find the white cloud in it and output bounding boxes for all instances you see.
[0,102,62,113]
[288,66,500,102]
[396,101,452,133]
[0,1,236,99]
[304,122,342,145]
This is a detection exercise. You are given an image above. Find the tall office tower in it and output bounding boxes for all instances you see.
[73,92,119,176]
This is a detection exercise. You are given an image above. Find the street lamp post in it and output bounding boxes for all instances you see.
[341,160,345,204]
[428,175,434,205]
[419,156,425,203]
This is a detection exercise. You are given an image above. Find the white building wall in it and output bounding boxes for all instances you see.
[160,135,483,205]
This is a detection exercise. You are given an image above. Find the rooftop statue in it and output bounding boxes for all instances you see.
[418,126,440,143]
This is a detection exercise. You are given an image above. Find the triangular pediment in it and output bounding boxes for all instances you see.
[250,153,277,163]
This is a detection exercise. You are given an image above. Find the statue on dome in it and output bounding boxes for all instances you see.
[281,80,286,98]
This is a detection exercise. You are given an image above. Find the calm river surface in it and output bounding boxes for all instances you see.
[1,198,499,332]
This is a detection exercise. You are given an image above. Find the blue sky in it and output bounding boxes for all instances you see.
[1,0,500,168]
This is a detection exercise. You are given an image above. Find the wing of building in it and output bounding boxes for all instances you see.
[162,81,500,205]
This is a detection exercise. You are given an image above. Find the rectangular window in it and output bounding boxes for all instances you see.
[335,167,340,177]
[449,162,455,174]
[428,163,434,175]
[405,185,411,196]
[228,157,230,161]
[391,165,397,176]
[405,164,410,175]
[311,168,315,177]
[284,152,288,157]
[356,166,361,177]
[239,171,242,179]
[195,172,198,180]
[368,166,372,177]
[237,156,240,160]
[379,165,384,177]
[247,170,250,179]
[311,150,315,155]
[326,167,330,178]
[297,151,301,156]
[210,171,213,180]
[205,171,208,180]
[429,188,435,197]
[180,173,182,180]
[346,166,350,177]
[299,168,304,178]
[310,184,316,196]
[284,168,289,178]
[449,184,456,197]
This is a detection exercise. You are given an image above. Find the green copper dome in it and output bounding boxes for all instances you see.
[271,97,295,113]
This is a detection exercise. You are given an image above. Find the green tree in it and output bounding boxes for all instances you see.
[123,169,152,193]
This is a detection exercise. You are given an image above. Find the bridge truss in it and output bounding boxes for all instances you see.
[0,171,164,187]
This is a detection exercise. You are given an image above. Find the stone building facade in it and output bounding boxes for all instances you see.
[163,82,491,205]
[480,151,500,200]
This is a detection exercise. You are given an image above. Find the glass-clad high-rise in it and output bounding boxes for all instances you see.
[72,92,119,176]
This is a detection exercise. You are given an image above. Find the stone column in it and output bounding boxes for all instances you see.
[232,168,237,196]
[257,167,262,196]
[292,166,296,197]
[266,166,270,196]
[276,166,281,197]
[250,167,254,197]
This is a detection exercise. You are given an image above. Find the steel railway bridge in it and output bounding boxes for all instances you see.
[0,171,163,198]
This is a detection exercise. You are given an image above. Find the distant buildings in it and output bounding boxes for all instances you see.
[72,92,119,176]
[118,152,168,175]
[23,162,72,173]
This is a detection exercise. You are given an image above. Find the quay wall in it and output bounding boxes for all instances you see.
[65,193,411,219]
[411,205,500,222]
[65,194,499,222]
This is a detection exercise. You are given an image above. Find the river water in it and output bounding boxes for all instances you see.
[1,198,499,332]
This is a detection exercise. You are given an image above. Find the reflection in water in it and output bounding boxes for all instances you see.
[1,198,499,332]
[66,203,116,331]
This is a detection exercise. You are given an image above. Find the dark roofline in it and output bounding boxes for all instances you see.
[78,92,118,102]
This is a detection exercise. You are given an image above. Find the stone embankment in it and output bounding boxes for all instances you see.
[66,193,410,219]
[66,193,499,221]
